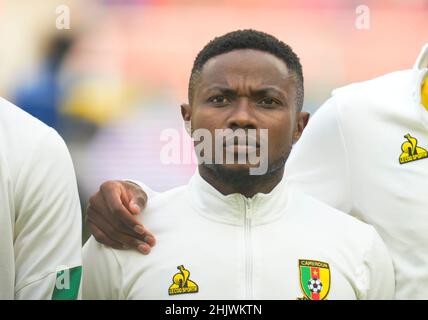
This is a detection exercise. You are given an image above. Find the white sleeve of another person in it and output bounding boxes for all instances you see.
[13,129,82,299]
[286,97,352,213]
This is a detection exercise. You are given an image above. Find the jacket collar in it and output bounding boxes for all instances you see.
[187,169,289,226]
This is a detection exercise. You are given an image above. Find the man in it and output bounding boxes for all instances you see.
[284,43,428,300]
[88,41,428,299]
[83,30,394,300]
[0,97,82,299]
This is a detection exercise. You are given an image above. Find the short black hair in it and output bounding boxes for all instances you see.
[188,29,304,111]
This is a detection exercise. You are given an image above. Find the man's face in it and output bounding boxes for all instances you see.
[182,49,305,177]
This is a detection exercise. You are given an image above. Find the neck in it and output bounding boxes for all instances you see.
[198,164,284,198]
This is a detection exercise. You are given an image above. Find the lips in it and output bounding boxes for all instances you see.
[223,136,260,154]
[224,144,259,154]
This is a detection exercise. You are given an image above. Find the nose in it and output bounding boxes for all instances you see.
[226,97,257,130]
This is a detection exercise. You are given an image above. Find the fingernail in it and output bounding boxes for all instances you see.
[134,225,145,235]
[144,236,156,247]
[131,202,141,213]
[137,243,150,255]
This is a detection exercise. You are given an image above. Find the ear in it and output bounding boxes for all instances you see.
[181,103,192,135]
[292,111,310,142]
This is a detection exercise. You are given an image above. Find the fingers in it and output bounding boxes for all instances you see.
[129,201,142,216]
[122,184,155,246]
[125,183,148,215]
[100,181,145,234]
[87,180,156,252]
[86,218,125,250]
[88,193,147,242]
[86,211,151,255]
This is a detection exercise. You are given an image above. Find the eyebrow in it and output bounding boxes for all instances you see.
[202,85,288,100]
[202,86,236,97]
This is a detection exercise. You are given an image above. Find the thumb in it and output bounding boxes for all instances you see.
[124,181,148,215]
[128,200,142,216]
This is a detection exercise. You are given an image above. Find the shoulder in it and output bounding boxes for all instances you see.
[148,185,189,207]
[135,184,190,226]
[305,69,417,146]
[0,98,77,212]
[333,69,414,97]
[330,69,415,111]
[0,97,54,144]
[84,185,191,266]
[0,97,69,177]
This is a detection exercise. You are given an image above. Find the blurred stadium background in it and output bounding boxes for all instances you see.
[0,0,427,237]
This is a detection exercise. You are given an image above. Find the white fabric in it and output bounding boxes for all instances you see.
[83,170,394,300]
[413,43,428,69]
[286,46,428,299]
[0,98,82,299]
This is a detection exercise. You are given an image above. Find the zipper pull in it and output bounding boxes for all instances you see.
[245,199,252,219]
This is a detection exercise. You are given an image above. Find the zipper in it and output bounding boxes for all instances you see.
[244,198,253,300]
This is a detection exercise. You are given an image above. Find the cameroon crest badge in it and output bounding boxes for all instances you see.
[298,259,330,300]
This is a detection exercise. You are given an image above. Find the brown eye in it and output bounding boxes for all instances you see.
[209,96,226,103]
[208,95,229,104]
[259,98,277,105]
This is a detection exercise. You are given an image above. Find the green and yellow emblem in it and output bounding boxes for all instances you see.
[399,133,428,164]
[298,259,330,300]
[168,265,199,295]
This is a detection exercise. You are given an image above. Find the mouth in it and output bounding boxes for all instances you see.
[223,136,260,154]
[224,144,259,154]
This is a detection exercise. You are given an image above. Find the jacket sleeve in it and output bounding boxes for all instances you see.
[286,97,353,213]
[14,129,82,299]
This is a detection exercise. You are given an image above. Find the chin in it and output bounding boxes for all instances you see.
[203,163,255,183]
[220,163,253,172]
